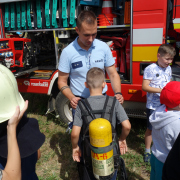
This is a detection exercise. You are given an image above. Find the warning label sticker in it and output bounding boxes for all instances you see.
[92,156,114,176]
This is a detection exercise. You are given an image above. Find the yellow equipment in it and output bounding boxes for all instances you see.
[89,118,114,180]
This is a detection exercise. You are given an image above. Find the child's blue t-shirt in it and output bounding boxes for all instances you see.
[143,63,172,110]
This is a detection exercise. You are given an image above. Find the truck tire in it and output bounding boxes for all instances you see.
[55,92,73,124]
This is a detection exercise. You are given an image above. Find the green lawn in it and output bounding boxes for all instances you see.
[22,93,150,180]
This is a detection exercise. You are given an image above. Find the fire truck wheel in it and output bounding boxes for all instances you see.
[55,92,73,124]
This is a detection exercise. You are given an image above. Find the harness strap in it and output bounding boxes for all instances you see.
[89,142,114,154]
[109,97,116,122]
[101,96,109,118]
[81,110,105,116]
[79,99,96,140]
[101,96,116,123]
[91,110,105,114]
[79,99,96,120]
[119,156,128,180]
[78,101,89,140]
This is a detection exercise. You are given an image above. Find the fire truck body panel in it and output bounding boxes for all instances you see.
[173,0,180,33]
[17,70,59,95]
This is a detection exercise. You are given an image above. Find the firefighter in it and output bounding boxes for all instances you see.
[58,10,124,124]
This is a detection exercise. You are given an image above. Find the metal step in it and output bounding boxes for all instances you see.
[14,67,38,77]
[125,108,146,119]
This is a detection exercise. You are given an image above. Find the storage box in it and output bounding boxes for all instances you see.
[80,0,102,7]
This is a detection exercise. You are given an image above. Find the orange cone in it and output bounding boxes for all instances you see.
[98,0,117,26]
[101,0,113,14]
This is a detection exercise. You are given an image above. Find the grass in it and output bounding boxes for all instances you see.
[21,93,151,180]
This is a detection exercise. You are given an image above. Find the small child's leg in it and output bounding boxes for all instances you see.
[145,128,152,150]
[144,109,154,162]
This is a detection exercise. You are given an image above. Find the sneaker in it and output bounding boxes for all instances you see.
[66,122,73,134]
[144,152,151,163]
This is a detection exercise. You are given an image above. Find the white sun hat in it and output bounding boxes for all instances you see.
[0,64,24,123]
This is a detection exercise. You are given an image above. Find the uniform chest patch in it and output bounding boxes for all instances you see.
[72,61,83,69]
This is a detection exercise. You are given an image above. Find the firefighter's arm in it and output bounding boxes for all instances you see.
[71,126,81,162]
[105,65,124,104]
[118,119,131,155]
[142,79,162,93]
[58,70,80,109]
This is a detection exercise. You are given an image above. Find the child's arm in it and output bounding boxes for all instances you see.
[142,79,162,93]
[2,101,28,180]
[118,119,131,155]
[71,125,81,162]
[37,149,41,160]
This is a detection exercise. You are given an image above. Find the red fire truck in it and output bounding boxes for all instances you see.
[0,0,180,124]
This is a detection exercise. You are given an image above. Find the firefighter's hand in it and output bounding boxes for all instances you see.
[70,97,81,109]
[115,94,124,104]
[118,139,127,155]
[72,146,81,162]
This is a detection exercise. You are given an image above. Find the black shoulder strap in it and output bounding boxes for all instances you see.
[110,97,116,122]
[101,96,109,118]
[79,99,96,120]
[119,157,128,180]
[101,96,116,123]
[78,99,96,139]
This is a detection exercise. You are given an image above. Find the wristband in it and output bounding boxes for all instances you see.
[115,92,122,95]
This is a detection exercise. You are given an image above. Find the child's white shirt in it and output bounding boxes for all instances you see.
[143,63,171,110]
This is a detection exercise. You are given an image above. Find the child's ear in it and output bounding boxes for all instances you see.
[75,26,79,35]
[85,82,88,88]
[102,82,106,88]
[157,53,161,59]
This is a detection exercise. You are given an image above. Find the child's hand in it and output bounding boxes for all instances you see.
[72,146,81,162]
[7,100,28,128]
[118,139,128,155]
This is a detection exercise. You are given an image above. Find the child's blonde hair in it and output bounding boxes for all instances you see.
[158,44,176,57]
[86,67,105,89]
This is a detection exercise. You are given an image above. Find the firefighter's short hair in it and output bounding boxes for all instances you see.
[158,44,176,57]
[77,10,97,29]
[86,67,105,89]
